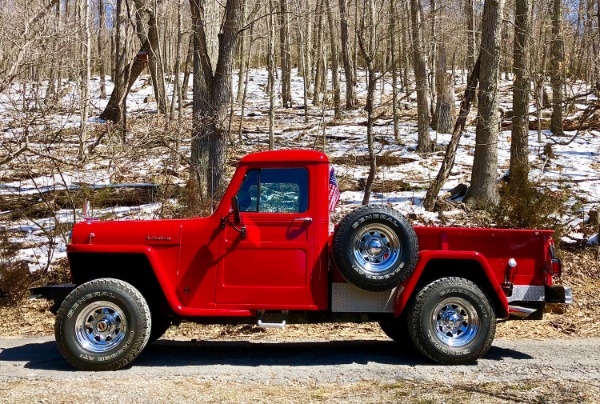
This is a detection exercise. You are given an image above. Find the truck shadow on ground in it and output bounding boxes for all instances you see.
[0,339,532,371]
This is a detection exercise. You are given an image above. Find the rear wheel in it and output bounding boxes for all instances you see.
[55,278,151,371]
[407,277,496,365]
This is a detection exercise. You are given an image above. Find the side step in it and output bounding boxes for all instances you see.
[257,310,287,329]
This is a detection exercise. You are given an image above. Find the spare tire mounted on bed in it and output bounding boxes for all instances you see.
[333,205,419,292]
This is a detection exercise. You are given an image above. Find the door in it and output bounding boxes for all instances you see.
[216,167,316,308]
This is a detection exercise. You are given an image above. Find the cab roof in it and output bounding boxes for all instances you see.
[239,149,329,164]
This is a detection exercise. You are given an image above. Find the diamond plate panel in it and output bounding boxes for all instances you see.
[331,283,396,313]
[507,285,545,302]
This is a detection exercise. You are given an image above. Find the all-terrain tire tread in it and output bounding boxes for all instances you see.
[55,278,151,371]
[408,277,496,365]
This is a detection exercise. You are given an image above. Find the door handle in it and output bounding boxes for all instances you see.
[292,217,312,223]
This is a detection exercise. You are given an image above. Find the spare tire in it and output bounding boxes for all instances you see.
[333,205,419,292]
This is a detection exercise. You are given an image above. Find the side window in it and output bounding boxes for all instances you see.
[236,168,308,213]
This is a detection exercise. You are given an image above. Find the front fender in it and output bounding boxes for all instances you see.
[393,250,509,319]
[66,244,253,317]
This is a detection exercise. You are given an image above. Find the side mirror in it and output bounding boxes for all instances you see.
[231,196,241,224]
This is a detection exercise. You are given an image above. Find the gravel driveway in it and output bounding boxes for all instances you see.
[1,336,599,402]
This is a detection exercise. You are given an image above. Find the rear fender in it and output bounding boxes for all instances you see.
[393,250,509,319]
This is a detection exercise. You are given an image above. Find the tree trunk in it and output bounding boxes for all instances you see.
[236,0,247,104]
[338,0,357,108]
[279,0,292,107]
[294,0,309,122]
[358,0,377,205]
[189,0,243,204]
[182,34,194,100]
[465,0,475,72]
[550,0,564,135]
[432,42,455,134]
[423,55,481,211]
[313,0,325,105]
[98,0,106,99]
[135,0,167,116]
[268,0,276,149]
[464,0,504,209]
[410,0,433,152]
[429,0,437,118]
[390,0,399,141]
[510,0,531,186]
[100,2,169,125]
[326,0,341,119]
[101,0,129,127]
[79,0,91,160]
[170,0,184,121]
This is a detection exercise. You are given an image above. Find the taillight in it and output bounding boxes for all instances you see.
[548,258,562,277]
[547,243,562,277]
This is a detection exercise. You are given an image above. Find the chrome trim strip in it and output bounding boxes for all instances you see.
[508,305,538,319]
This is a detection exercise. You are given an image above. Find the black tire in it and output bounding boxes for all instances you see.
[407,277,496,365]
[378,313,414,347]
[148,312,172,344]
[55,278,151,371]
[333,205,419,291]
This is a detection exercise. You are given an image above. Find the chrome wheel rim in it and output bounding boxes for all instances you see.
[75,301,127,353]
[431,297,480,347]
[352,224,401,275]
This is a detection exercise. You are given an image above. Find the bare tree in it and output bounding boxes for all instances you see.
[98,0,106,100]
[465,0,476,72]
[464,0,505,209]
[410,0,433,153]
[432,42,455,134]
[326,0,341,119]
[550,0,564,135]
[389,0,399,141]
[423,55,481,211]
[268,0,276,149]
[510,0,531,185]
[78,0,91,160]
[339,0,357,108]
[279,0,293,107]
[357,0,379,205]
[189,0,243,203]
[100,0,130,130]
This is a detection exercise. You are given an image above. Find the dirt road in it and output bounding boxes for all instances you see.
[1,336,599,402]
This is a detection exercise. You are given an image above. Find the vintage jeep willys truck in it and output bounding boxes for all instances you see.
[31,150,572,370]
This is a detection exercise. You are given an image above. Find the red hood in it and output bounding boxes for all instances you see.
[69,219,191,246]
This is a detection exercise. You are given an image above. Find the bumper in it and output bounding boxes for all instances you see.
[508,285,572,320]
[29,284,76,314]
[545,285,573,304]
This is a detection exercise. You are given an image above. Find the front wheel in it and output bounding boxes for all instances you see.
[407,277,496,365]
[55,278,151,371]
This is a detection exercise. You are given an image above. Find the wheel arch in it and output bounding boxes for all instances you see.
[394,251,509,319]
[68,252,173,317]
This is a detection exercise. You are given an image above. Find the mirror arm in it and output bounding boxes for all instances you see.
[220,210,247,239]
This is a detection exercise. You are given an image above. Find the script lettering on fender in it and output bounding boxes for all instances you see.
[146,235,171,241]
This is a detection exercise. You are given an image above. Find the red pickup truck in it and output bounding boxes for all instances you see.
[31,150,572,371]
